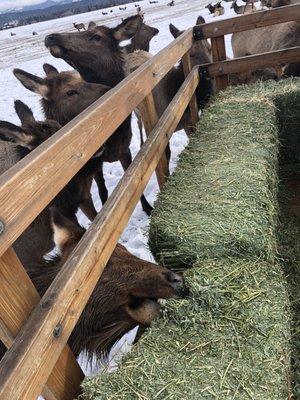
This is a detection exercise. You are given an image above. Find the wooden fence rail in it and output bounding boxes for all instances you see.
[0,4,299,400]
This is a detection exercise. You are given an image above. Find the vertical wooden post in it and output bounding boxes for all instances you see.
[0,247,84,400]
[182,50,199,131]
[138,92,169,189]
[211,36,228,91]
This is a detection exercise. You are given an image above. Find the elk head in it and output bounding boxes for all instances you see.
[30,209,183,357]
[13,65,111,126]
[44,15,144,86]
[0,100,60,150]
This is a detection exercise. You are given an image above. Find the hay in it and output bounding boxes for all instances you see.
[81,258,290,400]
[80,79,299,399]
[149,79,300,269]
[277,165,300,398]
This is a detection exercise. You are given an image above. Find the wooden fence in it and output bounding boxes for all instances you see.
[0,4,299,399]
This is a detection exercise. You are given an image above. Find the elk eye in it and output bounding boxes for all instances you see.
[66,90,78,97]
[90,34,101,42]
[129,297,144,309]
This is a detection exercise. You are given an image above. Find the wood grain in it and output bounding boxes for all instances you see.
[211,36,228,91]
[202,46,300,77]
[199,4,300,39]
[0,67,199,400]
[0,28,193,258]
[138,92,169,188]
[182,51,199,130]
[0,248,84,400]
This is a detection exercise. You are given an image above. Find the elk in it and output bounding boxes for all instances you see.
[14,65,153,215]
[232,21,300,78]
[32,31,38,35]
[102,11,108,15]
[44,16,155,214]
[0,208,183,360]
[10,32,16,36]
[205,3,217,13]
[73,22,86,32]
[135,3,140,6]
[124,22,159,53]
[231,0,255,14]
[168,0,175,6]
[0,101,60,267]
[119,6,127,10]
[213,2,225,16]
[124,16,213,145]
[44,15,212,168]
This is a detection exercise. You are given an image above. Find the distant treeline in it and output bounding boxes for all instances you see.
[0,0,135,29]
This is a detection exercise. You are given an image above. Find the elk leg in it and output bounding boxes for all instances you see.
[137,114,144,147]
[120,150,153,216]
[95,162,109,205]
[79,196,98,221]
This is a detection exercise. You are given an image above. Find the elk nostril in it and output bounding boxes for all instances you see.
[165,271,183,286]
[45,34,59,48]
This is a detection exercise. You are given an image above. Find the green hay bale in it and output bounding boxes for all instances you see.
[81,258,290,400]
[277,165,300,398]
[149,79,300,269]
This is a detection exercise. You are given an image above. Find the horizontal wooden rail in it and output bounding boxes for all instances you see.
[197,4,300,39]
[0,67,200,400]
[201,46,300,77]
[0,27,193,258]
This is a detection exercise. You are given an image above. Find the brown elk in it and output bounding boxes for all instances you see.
[231,0,255,14]
[119,6,127,10]
[13,65,153,215]
[168,0,175,6]
[10,32,16,36]
[232,21,300,78]
[213,2,225,15]
[44,16,154,214]
[124,17,213,145]
[44,15,212,165]
[124,21,159,53]
[73,22,86,32]
[0,208,183,360]
[0,101,60,267]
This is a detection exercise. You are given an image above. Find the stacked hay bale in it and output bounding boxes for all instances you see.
[82,78,299,399]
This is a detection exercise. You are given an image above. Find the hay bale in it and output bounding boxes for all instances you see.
[81,79,299,399]
[82,258,290,400]
[149,79,300,269]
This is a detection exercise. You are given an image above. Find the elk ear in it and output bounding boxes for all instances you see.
[196,16,206,25]
[14,100,35,125]
[0,121,33,148]
[88,21,96,30]
[169,23,182,39]
[13,68,49,98]
[50,207,85,251]
[113,15,143,41]
[43,63,58,77]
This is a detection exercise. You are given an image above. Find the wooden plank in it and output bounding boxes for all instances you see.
[0,27,193,259]
[182,51,199,131]
[0,67,199,400]
[0,248,84,400]
[211,36,228,92]
[138,92,169,189]
[201,46,300,77]
[198,4,300,39]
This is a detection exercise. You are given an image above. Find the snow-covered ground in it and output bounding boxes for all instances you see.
[0,0,238,385]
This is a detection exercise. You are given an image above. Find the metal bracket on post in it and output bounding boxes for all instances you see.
[193,25,204,41]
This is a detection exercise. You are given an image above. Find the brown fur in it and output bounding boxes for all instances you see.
[232,20,300,78]
[0,101,60,267]
[124,22,159,53]
[125,18,213,141]
[44,16,157,214]
[0,209,183,359]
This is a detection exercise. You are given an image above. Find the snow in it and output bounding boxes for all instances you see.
[0,0,239,390]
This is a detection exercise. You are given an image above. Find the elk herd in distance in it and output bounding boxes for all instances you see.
[0,0,299,365]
